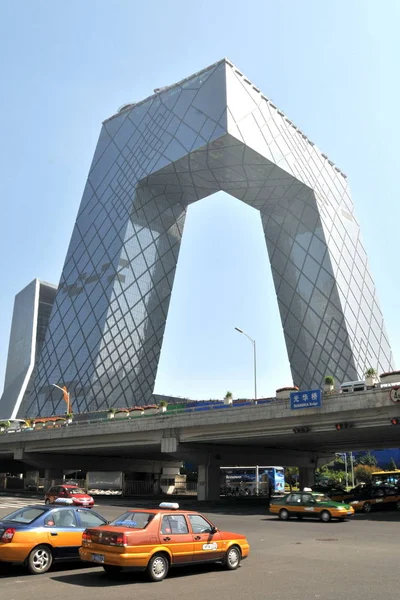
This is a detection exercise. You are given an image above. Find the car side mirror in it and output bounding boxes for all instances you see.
[210,525,218,534]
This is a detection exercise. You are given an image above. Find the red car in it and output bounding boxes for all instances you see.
[44,484,94,508]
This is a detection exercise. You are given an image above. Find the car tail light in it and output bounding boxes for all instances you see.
[1,528,16,543]
[82,530,92,543]
[111,533,128,547]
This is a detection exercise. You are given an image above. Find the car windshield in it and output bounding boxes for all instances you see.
[109,512,155,529]
[2,507,46,524]
[67,488,86,495]
[314,495,330,502]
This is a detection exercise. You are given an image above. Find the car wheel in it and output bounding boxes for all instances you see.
[223,545,241,570]
[279,509,290,521]
[102,565,122,575]
[320,510,331,523]
[146,553,169,582]
[396,500,400,511]
[363,502,372,513]
[44,499,51,505]
[27,545,53,574]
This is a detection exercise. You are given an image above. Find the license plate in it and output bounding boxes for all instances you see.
[92,554,105,563]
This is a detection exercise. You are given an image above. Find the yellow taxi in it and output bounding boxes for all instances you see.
[269,490,354,522]
[0,502,107,574]
[79,502,250,581]
[344,485,400,513]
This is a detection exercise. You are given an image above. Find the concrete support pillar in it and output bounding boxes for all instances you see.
[44,468,64,490]
[197,462,220,501]
[298,467,315,490]
[25,470,40,489]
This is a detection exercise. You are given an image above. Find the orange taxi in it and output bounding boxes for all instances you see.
[79,502,250,581]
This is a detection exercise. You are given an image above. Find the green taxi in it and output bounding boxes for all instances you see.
[269,491,355,522]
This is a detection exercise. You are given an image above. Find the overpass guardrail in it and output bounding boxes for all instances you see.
[0,386,398,435]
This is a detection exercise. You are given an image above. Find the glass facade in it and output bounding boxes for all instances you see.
[24,59,393,417]
[0,280,57,418]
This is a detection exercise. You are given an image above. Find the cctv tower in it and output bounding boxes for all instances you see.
[23,59,393,417]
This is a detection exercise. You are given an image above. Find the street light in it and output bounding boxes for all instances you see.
[234,327,257,403]
[52,384,71,414]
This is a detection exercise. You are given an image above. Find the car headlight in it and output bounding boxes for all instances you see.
[338,506,347,511]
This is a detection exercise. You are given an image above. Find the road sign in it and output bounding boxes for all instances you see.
[290,389,322,410]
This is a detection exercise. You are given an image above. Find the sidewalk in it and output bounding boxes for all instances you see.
[0,489,270,511]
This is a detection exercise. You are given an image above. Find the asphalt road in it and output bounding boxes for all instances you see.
[0,496,399,600]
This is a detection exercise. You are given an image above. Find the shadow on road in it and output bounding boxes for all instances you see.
[262,516,349,524]
[352,511,400,522]
[262,511,400,523]
[0,561,93,579]
[51,563,225,586]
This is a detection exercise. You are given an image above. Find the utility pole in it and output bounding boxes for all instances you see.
[350,452,355,487]
[344,453,349,489]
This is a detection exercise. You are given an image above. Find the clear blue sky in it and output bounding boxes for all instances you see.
[1,0,399,401]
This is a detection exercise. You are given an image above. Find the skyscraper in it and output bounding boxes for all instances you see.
[23,59,392,417]
[0,279,56,418]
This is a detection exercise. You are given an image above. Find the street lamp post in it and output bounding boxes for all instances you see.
[52,384,71,414]
[234,327,257,403]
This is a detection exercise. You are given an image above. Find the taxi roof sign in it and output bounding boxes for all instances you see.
[159,502,179,510]
[54,497,74,505]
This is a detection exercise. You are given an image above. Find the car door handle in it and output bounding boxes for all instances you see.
[194,536,201,540]
[50,532,58,536]
[163,537,171,541]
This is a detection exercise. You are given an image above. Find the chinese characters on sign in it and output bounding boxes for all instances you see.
[290,389,322,410]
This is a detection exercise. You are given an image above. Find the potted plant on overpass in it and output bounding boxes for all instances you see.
[115,408,129,419]
[107,408,116,419]
[365,367,379,388]
[379,370,400,385]
[323,375,335,393]
[224,391,233,405]
[276,386,299,400]
[159,400,168,413]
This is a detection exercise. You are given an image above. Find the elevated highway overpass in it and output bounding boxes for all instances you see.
[0,388,399,499]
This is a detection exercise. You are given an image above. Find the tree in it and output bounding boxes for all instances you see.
[388,458,397,471]
[357,451,378,467]
[354,464,376,484]
[284,467,299,491]
[316,468,346,487]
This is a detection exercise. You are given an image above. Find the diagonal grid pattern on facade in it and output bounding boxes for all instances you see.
[21,59,392,417]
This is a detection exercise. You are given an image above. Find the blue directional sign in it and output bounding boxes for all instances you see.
[290,389,322,410]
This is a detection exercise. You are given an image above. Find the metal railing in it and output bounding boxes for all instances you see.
[123,480,155,496]
[0,386,384,436]
[173,481,198,495]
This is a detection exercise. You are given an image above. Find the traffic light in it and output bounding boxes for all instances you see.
[335,423,352,430]
[293,426,310,434]
[390,417,399,425]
